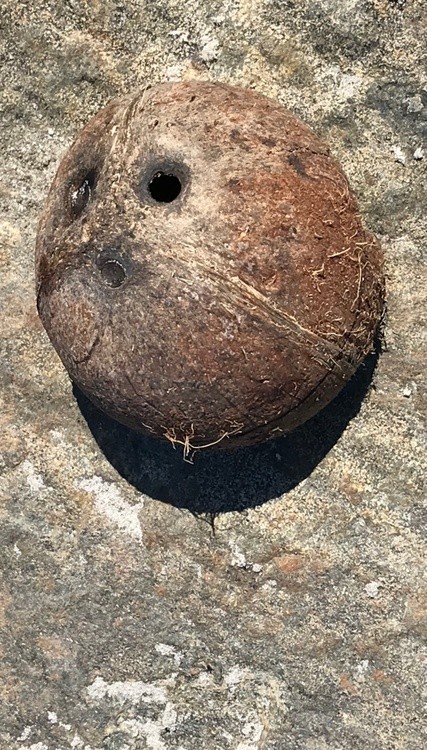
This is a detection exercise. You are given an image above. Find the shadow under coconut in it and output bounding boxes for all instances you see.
[74,348,379,515]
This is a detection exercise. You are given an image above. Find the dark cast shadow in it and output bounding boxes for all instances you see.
[74,347,380,515]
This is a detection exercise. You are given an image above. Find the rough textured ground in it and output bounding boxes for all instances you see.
[0,1,426,749]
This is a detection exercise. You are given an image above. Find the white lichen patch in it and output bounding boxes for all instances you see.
[229,541,247,568]
[236,715,265,750]
[86,675,179,749]
[87,676,167,705]
[22,459,45,494]
[16,725,33,742]
[354,659,370,681]
[70,734,85,749]
[119,702,178,750]
[199,33,220,62]
[77,476,144,541]
[228,542,263,573]
[224,665,251,693]
[154,643,184,666]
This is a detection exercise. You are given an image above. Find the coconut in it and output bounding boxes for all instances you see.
[36,81,384,453]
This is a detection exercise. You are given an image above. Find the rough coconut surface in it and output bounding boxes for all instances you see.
[0,1,426,749]
[36,81,384,448]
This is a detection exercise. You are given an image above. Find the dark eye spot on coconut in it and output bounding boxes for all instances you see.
[70,168,97,217]
[99,259,126,287]
[230,128,252,151]
[260,136,277,148]
[287,153,308,178]
[279,224,300,241]
[227,178,241,193]
[96,249,129,288]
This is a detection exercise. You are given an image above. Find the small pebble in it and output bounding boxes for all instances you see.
[199,35,220,62]
[392,145,406,165]
[365,581,380,598]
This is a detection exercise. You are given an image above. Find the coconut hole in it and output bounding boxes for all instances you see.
[148,171,182,203]
[99,259,127,288]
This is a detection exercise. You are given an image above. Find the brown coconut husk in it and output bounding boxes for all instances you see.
[36,82,385,452]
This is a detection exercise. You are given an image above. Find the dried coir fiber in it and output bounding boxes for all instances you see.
[36,81,384,454]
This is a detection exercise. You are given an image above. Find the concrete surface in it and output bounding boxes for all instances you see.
[0,1,426,749]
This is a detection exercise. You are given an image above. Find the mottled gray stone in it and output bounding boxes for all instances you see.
[0,1,426,749]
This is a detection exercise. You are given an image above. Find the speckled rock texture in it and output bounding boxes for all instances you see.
[0,2,426,749]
